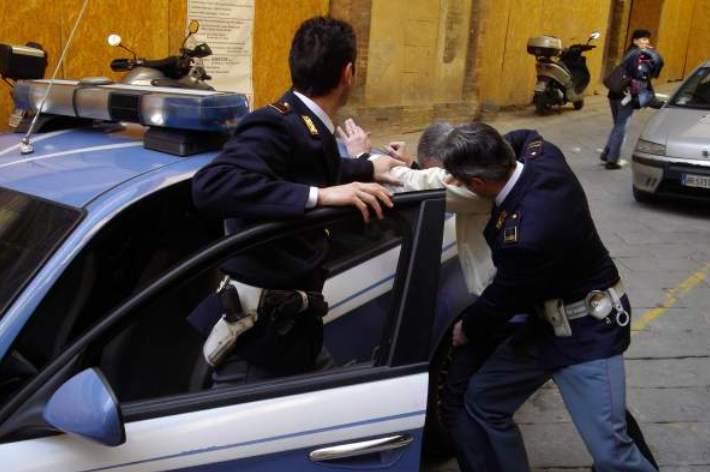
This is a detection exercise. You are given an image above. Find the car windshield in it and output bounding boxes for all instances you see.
[670,67,710,109]
[0,187,82,318]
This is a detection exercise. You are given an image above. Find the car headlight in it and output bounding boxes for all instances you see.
[635,139,666,156]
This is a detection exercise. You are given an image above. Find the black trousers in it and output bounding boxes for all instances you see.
[442,321,658,471]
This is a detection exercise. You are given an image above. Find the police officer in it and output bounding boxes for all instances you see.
[439,123,656,471]
[190,17,403,384]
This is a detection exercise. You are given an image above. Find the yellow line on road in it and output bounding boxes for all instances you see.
[632,260,710,332]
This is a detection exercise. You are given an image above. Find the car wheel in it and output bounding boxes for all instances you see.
[633,186,657,204]
[573,99,584,110]
[423,329,455,458]
[533,93,549,115]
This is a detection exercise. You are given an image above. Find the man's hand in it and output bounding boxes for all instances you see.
[337,118,371,157]
[452,320,469,347]
[371,155,405,186]
[317,182,393,223]
[385,141,414,167]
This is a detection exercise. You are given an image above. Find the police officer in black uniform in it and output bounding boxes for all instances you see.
[190,17,403,384]
[439,123,656,471]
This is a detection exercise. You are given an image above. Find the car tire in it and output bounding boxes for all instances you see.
[423,328,456,459]
[633,186,657,204]
[573,99,584,110]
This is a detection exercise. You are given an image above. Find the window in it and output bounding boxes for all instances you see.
[0,188,82,318]
[1,181,222,409]
[671,67,710,109]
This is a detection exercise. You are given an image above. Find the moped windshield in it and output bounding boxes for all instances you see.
[0,187,81,318]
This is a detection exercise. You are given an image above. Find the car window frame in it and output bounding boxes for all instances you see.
[0,191,446,437]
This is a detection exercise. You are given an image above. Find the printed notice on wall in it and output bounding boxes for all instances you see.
[187,0,254,102]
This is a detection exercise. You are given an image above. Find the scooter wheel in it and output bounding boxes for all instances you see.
[573,99,584,110]
[534,94,549,115]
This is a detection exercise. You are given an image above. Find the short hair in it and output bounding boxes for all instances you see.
[416,121,454,166]
[441,122,516,181]
[631,29,651,41]
[289,16,357,97]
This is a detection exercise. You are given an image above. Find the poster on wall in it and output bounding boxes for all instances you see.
[187,0,254,103]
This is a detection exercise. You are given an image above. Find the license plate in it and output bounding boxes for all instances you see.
[681,174,710,189]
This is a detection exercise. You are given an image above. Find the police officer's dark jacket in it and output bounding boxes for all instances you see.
[193,89,373,291]
[191,90,373,373]
[462,129,629,369]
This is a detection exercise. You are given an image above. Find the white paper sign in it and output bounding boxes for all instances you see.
[187,0,254,101]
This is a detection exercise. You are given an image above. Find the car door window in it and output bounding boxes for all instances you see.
[84,211,411,403]
[1,181,223,408]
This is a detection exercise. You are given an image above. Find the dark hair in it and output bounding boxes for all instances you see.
[417,121,454,166]
[442,122,516,181]
[631,29,651,41]
[289,16,356,97]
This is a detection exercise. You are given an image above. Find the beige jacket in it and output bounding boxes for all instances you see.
[389,166,495,295]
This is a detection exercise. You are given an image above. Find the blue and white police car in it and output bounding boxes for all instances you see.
[0,35,474,472]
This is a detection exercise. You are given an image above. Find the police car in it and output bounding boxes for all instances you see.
[0,36,472,472]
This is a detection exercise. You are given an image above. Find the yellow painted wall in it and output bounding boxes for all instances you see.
[685,0,710,73]
[252,0,329,107]
[626,0,663,46]
[365,0,473,107]
[0,0,327,129]
[655,0,695,82]
[475,0,611,108]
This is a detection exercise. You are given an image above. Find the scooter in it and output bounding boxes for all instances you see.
[107,20,214,90]
[527,32,600,114]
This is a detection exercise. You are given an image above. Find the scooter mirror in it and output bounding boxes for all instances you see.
[589,32,601,41]
[107,34,122,47]
[188,20,200,34]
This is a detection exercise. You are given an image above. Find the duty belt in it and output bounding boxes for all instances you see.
[542,279,629,337]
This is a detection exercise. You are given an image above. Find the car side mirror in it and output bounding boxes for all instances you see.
[43,368,125,446]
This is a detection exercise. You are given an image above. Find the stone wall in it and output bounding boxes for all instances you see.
[333,0,480,134]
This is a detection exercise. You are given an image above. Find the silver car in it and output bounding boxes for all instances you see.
[632,60,710,202]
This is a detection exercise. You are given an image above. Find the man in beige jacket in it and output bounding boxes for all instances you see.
[384,122,495,295]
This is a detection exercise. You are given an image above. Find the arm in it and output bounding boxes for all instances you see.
[388,166,490,215]
[192,113,309,219]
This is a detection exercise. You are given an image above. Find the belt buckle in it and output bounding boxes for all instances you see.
[585,290,613,320]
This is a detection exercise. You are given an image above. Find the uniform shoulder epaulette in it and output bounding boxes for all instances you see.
[268,101,291,114]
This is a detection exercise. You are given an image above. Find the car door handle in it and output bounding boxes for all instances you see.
[309,434,414,462]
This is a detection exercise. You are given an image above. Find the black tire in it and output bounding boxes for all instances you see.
[533,93,549,115]
[423,330,456,458]
[633,186,657,204]
[573,99,584,110]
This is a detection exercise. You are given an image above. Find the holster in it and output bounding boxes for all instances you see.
[541,299,573,337]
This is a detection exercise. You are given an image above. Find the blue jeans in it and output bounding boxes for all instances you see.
[459,339,656,472]
[603,98,635,163]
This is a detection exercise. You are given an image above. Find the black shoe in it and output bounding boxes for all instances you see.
[600,151,608,162]
[605,161,622,170]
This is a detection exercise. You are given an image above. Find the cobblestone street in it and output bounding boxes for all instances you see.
[376,85,710,471]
